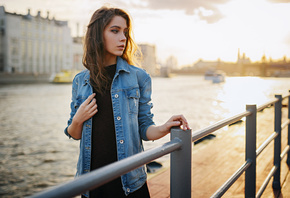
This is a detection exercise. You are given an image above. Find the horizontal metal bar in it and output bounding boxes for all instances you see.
[192,94,284,143]
[211,160,252,198]
[281,119,290,130]
[256,166,278,198]
[282,93,290,100]
[192,110,250,142]
[281,145,290,160]
[256,98,279,112]
[256,132,278,157]
[30,138,182,198]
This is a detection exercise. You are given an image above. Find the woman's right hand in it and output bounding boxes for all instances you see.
[68,93,98,139]
[73,93,98,124]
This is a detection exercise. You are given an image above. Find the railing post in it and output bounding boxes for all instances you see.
[273,95,282,190]
[287,90,290,166]
[245,104,257,197]
[170,127,192,198]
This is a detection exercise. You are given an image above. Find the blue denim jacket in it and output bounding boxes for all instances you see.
[64,57,155,196]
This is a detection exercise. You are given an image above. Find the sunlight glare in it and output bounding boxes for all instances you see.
[216,77,274,116]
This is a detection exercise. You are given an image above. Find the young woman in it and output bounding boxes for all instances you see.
[64,6,189,198]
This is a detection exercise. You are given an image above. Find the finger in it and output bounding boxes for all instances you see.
[172,114,189,130]
[87,98,97,108]
[181,119,190,130]
[89,103,98,113]
[91,108,98,116]
[85,93,96,104]
[169,121,183,128]
[180,115,189,130]
[171,114,185,121]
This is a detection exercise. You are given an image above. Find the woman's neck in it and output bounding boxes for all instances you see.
[104,55,117,67]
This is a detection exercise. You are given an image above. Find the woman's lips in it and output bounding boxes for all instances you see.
[117,45,125,50]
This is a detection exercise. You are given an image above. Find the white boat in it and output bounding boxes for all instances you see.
[204,70,226,83]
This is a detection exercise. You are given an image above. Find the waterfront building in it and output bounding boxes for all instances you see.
[72,36,84,71]
[138,43,157,76]
[237,48,251,65]
[165,55,178,70]
[0,6,72,74]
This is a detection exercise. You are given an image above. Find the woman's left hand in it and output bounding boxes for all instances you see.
[146,114,190,141]
[163,114,190,132]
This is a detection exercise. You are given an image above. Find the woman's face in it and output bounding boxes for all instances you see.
[103,15,128,64]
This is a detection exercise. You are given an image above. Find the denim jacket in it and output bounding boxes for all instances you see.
[64,57,155,196]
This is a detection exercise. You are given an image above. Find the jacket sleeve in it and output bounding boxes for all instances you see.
[138,72,155,141]
[64,76,79,140]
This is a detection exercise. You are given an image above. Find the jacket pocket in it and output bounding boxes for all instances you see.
[126,88,140,114]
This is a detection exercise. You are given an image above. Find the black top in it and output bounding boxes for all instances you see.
[91,64,118,171]
[89,65,150,198]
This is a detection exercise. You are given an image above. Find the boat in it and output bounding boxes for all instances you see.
[204,70,226,83]
[50,70,81,83]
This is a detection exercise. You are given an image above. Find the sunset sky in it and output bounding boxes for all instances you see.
[1,0,290,66]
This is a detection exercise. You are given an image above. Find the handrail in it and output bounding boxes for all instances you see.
[30,137,184,198]
[210,159,252,198]
[30,90,290,198]
[281,145,290,159]
[256,166,278,198]
[192,110,250,142]
[256,98,278,112]
[256,132,278,157]
[282,93,290,100]
[282,119,290,130]
[211,92,289,197]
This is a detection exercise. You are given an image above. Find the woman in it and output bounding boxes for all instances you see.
[64,5,189,198]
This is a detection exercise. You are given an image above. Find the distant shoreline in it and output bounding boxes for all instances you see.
[0,73,51,84]
[1,72,289,85]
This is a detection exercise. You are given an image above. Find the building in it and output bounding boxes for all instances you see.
[0,6,73,74]
[237,48,251,65]
[138,43,157,76]
[72,36,84,71]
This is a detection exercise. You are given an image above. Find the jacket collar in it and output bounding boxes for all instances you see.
[83,56,130,83]
[116,56,130,74]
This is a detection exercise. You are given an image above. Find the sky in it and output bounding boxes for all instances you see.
[1,0,290,66]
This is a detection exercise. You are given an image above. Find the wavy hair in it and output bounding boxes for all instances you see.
[82,6,141,94]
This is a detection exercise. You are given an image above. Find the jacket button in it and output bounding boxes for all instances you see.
[127,188,130,192]
[120,140,124,144]
[115,94,119,98]
[117,116,121,120]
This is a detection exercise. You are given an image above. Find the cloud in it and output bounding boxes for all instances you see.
[132,0,230,23]
[267,0,290,3]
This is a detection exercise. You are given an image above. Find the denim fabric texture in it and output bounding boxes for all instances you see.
[64,57,155,196]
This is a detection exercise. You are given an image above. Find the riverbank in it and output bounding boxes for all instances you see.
[0,73,51,84]
[148,105,290,197]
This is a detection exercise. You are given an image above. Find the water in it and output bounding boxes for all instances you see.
[0,76,289,197]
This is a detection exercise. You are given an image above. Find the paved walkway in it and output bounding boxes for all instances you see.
[148,107,290,198]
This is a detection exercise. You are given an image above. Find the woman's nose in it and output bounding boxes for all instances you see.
[120,33,126,41]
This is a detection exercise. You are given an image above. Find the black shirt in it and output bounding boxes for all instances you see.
[89,65,150,198]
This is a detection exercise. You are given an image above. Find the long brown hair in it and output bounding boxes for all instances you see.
[82,6,141,94]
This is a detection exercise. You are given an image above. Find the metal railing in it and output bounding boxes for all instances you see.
[30,128,192,198]
[211,92,290,198]
[30,91,290,198]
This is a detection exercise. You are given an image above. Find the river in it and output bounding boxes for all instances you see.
[0,75,289,197]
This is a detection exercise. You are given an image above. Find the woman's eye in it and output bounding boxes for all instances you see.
[111,29,118,33]
[124,31,129,37]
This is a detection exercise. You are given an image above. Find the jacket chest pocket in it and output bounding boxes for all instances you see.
[126,88,140,114]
